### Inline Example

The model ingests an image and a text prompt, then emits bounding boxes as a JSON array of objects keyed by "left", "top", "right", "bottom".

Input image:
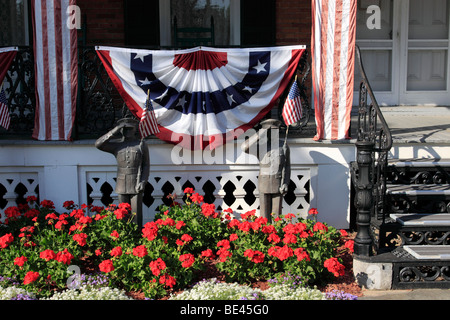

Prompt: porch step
[
  {"left": 391, "top": 213, "right": 450, "bottom": 226},
  {"left": 388, "top": 158, "right": 450, "bottom": 167},
  {"left": 403, "top": 245, "right": 450, "bottom": 260},
  {"left": 386, "top": 184, "right": 450, "bottom": 196}
]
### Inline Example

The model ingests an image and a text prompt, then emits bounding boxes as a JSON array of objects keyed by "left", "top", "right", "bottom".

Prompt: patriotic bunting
[
  {"left": 31, "top": 0, "right": 78, "bottom": 141},
  {"left": 311, "top": 0, "right": 357, "bottom": 140},
  {"left": 96, "top": 45, "right": 305, "bottom": 150}
]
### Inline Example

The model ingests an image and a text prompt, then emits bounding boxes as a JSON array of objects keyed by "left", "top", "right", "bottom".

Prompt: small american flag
[
  {"left": 282, "top": 80, "right": 302, "bottom": 126},
  {"left": 139, "top": 91, "right": 160, "bottom": 138},
  {"left": 0, "top": 87, "right": 11, "bottom": 130}
]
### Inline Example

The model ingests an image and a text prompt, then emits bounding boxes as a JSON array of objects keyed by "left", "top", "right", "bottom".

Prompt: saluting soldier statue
[
  {"left": 242, "top": 119, "right": 291, "bottom": 222},
  {"left": 95, "top": 117, "right": 150, "bottom": 229}
]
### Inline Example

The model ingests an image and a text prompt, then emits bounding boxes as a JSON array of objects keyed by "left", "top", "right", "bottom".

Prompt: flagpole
[{"left": 284, "top": 125, "right": 289, "bottom": 147}]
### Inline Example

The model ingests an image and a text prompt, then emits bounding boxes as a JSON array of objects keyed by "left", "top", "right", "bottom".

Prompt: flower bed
[{"left": 0, "top": 190, "right": 356, "bottom": 300}]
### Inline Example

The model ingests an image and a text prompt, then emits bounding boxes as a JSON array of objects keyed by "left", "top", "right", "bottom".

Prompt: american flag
[
  {"left": 0, "top": 87, "right": 11, "bottom": 130},
  {"left": 311, "top": 0, "right": 357, "bottom": 140},
  {"left": 282, "top": 80, "right": 303, "bottom": 126},
  {"left": 139, "top": 92, "right": 160, "bottom": 138},
  {"left": 31, "top": 0, "right": 78, "bottom": 141}
]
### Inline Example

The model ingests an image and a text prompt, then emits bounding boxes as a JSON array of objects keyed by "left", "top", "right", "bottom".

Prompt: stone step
[
  {"left": 403, "top": 245, "right": 450, "bottom": 260},
  {"left": 388, "top": 158, "right": 450, "bottom": 168},
  {"left": 386, "top": 184, "right": 450, "bottom": 196},
  {"left": 390, "top": 213, "right": 450, "bottom": 226}
]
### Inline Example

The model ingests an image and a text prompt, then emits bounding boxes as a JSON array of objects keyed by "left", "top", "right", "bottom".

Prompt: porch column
[{"left": 354, "top": 140, "right": 374, "bottom": 256}]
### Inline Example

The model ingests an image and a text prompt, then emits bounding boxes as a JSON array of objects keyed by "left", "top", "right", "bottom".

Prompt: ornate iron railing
[
  {"left": 0, "top": 47, "right": 36, "bottom": 137},
  {"left": 74, "top": 46, "right": 126, "bottom": 139},
  {"left": 352, "top": 45, "right": 393, "bottom": 256}
]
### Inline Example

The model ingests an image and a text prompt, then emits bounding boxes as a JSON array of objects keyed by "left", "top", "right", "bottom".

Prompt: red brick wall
[
  {"left": 276, "top": 0, "right": 311, "bottom": 46},
  {"left": 77, "top": 0, "right": 125, "bottom": 46}
]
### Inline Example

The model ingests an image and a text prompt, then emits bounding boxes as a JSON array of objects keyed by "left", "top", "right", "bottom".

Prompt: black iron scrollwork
[
  {"left": 0, "top": 47, "right": 36, "bottom": 137},
  {"left": 352, "top": 45, "right": 393, "bottom": 256}
]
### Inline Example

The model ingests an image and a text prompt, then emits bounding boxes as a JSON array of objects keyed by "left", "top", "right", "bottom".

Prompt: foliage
[{"left": 0, "top": 190, "right": 353, "bottom": 300}]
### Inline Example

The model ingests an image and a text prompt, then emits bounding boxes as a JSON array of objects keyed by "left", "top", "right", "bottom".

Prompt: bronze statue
[
  {"left": 242, "top": 119, "right": 291, "bottom": 222},
  {"left": 95, "top": 117, "right": 150, "bottom": 229}
]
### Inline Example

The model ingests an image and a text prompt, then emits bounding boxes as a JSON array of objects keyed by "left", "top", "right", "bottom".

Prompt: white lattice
[
  {"left": 0, "top": 171, "right": 39, "bottom": 220},
  {"left": 83, "top": 165, "right": 312, "bottom": 225}
]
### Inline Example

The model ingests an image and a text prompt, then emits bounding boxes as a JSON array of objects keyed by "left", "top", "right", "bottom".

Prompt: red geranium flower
[
  {"left": 313, "top": 222, "right": 328, "bottom": 232},
  {"left": 324, "top": 257, "right": 345, "bottom": 277},
  {"left": 0, "top": 233, "right": 14, "bottom": 249},
  {"left": 294, "top": 247, "right": 310, "bottom": 262},
  {"left": 110, "top": 230, "right": 120, "bottom": 239},
  {"left": 217, "top": 239, "right": 230, "bottom": 249},
  {"left": 23, "top": 271, "right": 39, "bottom": 285},
  {"left": 268, "top": 233, "right": 281, "bottom": 243},
  {"left": 201, "top": 249, "right": 215, "bottom": 259},
  {"left": 40, "top": 200, "right": 55, "bottom": 209},
  {"left": 110, "top": 246, "right": 123, "bottom": 257},
  {"left": 40, "top": 249, "right": 56, "bottom": 261},
  {"left": 142, "top": 221, "right": 158, "bottom": 241},
  {"left": 73, "top": 233, "right": 87, "bottom": 246},
  {"left": 344, "top": 240, "right": 354, "bottom": 253},
  {"left": 201, "top": 203, "right": 216, "bottom": 217},
  {"left": 179, "top": 253, "right": 195, "bottom": 268},
  {"left": 14, "top": 256, "right": 28, "bottom": 267},
  {"left": 4, "top": 207, "right": 20, "bottom": 219},
  {"left": 184, "top": 187, "right": 194, "bottom": 194},
  {"left": 149, "top": 258, "right": 166, "bottom": 276},
  {"left": 190, "top": 193, "right": 204, "bottom": 204},
  {"left": 63, "top": 200, "right": 75, "bottom": 209},
  {"left": 175, "top": 220, "right": 186, "bottom": 230},
  {"left": 181, "top": 234, "right": 193, "bottom": 243},
  {"left": 308, "top": 208, "right": 319, "bottom": 215},
  {"left": 56, "top": 249, "right": 74, "bottom": 265},
  {"left": 132, "top": 245, "right": 148, "bottom": 257},
  {"left": 283, "top": 233, "right": 297, "bottom": 244},
  {"left": 26, "top": 196, "right": 37, "bottom": 203},
  {"left": 99, "top": 259, "right": 114, "bottom": 273},
  {"left": 159, "top": 274, "right": 176, "bottom": 288}
]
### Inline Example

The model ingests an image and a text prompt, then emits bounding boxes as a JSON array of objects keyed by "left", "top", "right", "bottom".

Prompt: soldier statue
[
  {"left": 95, "top": 117, "right": 150, "bottom": 229},
  {"left": 242, "top": 119, "right": 291, "bottom": 222}
]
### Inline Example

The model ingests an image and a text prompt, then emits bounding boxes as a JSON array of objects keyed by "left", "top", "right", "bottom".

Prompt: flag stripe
[
  {"left": 312, "top": 0, "right": 356, "bottom": 141},
  {"left": 32, "top": 0, "right": 78, "bottom": 141}
]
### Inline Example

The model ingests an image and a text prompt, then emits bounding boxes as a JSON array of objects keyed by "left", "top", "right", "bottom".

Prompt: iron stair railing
[{"left": 352, "top": 45, "right": 393, "bottom": 256}]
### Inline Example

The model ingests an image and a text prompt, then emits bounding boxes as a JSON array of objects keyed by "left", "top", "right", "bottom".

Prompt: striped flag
[
  {"left": 311, "top": 0, "right": 356, "bottom": 140},
  {"left": 139, "top": 92, "right": 160, "bottom": 138},
  {"left": 282, "top": 79, "right": 303, "bottom": 126},
  {"left": 31, "top": 0, "right": 78, "bottom": 141},
  {"left": 0, "top": 47, "right": 18, "bottom": 131},
  {"left": 0, "top": 86, "right": 11, "bottom": 130}
]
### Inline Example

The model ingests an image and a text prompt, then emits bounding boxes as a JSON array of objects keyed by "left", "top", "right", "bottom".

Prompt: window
[
  {"left": 0, "top": 0, "right": 30, "bottom": 46},
  {"left": 124, "top": 0, "right": 160, "bottom": 47},
  {"left": 123, "top": 0, "right": 276, "bottom": 48}
]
